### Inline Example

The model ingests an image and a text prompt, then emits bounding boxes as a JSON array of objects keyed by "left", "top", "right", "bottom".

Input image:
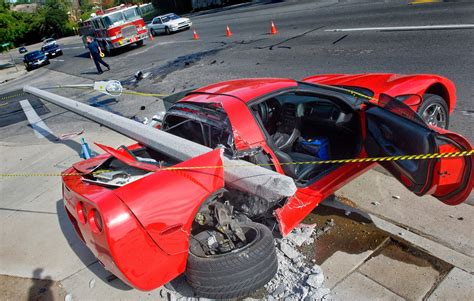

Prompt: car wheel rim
[{"left": 421, "top": 103, "right": 447, "bottom": 128}]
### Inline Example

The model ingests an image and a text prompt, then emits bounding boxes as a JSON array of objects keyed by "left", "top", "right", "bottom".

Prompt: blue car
[{"left": 23, "top": 50, "right": 50, "bottom": 71}]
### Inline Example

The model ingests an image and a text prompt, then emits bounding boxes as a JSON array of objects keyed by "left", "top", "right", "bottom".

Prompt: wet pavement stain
[
  {"left": 370, "top": 240, "right": 452, "bottom": 274},
  {"left": 299, "top": 204, "right": 389, "bottom": 265}
]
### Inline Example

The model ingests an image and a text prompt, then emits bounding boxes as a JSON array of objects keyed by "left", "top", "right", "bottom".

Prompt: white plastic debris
[
  {"left": 64, "top": 293, "right": 73, "bottom": 301},
  {"left": 88, "top": 278, "right": 96, "bottom": 289},
  {"left": 371, "top": 201, "right": 381, "bottom": 206},
  {"left": 392, "top": 195, "right": 400, "bottom": 199}
]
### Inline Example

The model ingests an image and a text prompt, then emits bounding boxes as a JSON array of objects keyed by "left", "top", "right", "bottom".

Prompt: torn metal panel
[{"left": 24, "top": 86, "right": 297, "bottom": 201}]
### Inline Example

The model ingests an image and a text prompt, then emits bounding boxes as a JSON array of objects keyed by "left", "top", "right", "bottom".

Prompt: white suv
[{"left": 148, "top": 13, "right": 192, "bottom": 36}]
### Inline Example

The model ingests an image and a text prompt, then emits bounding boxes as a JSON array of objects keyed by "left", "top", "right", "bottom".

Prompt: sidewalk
[
  {"left": 321, "top": 170, "right": 474, "bottom": 300},
  {"left": 0, "top": 53, "right": 26, "bottom": 85}
]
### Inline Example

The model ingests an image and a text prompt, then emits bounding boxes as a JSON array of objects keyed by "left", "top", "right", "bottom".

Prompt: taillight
[
  {"left": 76, "top": 202, "right": 87, "bottom": 224},
  {"left": 88, "top": 209, "right": 103, "bottom": 233}
]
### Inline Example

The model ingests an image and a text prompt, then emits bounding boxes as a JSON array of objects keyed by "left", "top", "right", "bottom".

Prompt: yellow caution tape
[
  {"left": 0, "top": 92, "right": 26, "bottom": 101},
  {"left": 121, "top": 90, "right": 169, "bottom": 98},
  {"left": 1, "top": 150, "right": 472, "bottom": 177}
]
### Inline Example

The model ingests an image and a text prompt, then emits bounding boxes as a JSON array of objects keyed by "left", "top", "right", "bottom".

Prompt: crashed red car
[{"left": 62, "top": 73, "right": 473, "bottom": 299}]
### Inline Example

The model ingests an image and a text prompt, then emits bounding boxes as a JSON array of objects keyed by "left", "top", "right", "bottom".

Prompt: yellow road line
[{"left": 410, "top": 0, "right": 441, "bottom": 4}]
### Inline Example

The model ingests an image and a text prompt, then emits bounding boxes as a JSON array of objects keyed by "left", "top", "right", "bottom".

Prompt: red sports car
[{"left": 62, "top": 74, "right": 473, "bottom": 299}]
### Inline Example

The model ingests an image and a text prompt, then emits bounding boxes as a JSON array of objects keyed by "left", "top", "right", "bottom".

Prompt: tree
[
  {"left": 38, "top": 0, "right": 71, "bottom": 38},
  {"left": 0, "top": 0, "right": 75, "bottom": 46}
]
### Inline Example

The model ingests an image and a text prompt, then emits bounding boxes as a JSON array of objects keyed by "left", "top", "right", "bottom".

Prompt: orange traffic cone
[
  {"left": 270, "top": 21, "right": 278, "bottom": 35},
  {"left": 149, "top": 31, "right": 154, "bottom": 40},
  {"left": 226, "top": 25, "right": 232, "bottom": 37},
  {"left": 193, "top": 29, "right": 199, "bottom": 40}
]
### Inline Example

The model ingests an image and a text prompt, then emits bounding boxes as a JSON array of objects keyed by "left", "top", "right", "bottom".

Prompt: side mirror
[{"left": 395, "top": 94, "right": 422, "bottom": 106}]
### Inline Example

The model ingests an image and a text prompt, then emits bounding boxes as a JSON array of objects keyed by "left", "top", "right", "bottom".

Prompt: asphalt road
[{"left": 5, "top": 0, "right": 474, "bottom": 142}]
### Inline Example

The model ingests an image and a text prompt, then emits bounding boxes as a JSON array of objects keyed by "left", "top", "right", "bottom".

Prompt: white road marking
[
  {"left": 325, "top": 24, "right": 474, "bottom": 32},
  {"left": 19, "top": 99, "right": 55, "bottom": 139},
  {"left": 51, "top": 59, "right": 64, "bottom": 62}
]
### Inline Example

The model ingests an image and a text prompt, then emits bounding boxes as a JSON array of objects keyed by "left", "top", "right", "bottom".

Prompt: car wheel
[
  {"left": 185, "top": 222, "right": 277, "bottom": 299},
  {"left": 136, "top": 40, "right": 144, "bottom": 47},
  {"left": 165, "top": 27, "right": 171, "bottom": 35},
  {"left": 150, "top": 29, "right": 156, "bottom": 36},
  {"left": 418, "top": 94, "right": 449, "bottom": 129}
]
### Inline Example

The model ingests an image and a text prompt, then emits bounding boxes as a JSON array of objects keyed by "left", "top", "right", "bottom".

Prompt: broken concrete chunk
[
  {"left": 371, "top": 201, "right": 381, "bottom": 206},
  {"left": 280, "top": 242, "right": 300, "bottom": 259},
  {"left": 306, "top": 273, "right": 325, "bottom": 289},
  {"left": 311, "top": 265, "right": 323, "bottom": 275},
  {"left": 272, "top": 283, "right": 286, "bottom": 296}
]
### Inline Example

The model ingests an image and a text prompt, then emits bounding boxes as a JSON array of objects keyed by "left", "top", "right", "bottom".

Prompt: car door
[
  {"left": 156, "top": 18, "right": 165, "bottom": 31},
  {"left": 365, "top": 94, "right": 473, "bottom": 205},
  {"left": 150, "top": 18, "right": 161, "bottom": 30}
]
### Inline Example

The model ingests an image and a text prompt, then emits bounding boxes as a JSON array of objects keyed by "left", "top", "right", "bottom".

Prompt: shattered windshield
[{"left": 162, "top": 103, "right": 235, "bottom": 154}]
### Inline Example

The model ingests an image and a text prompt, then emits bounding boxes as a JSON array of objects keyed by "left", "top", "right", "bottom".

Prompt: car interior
[
  {"left": 251, "top": 92, "right": 362, "bottom": 183},
  {"left": 160, "top": 95, "right": 362, "bottom": 184}
]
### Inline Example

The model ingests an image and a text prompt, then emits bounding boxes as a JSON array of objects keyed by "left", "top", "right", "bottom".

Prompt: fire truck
[{"left": 79, "top": 4, "right": 149, "bottom": 55}]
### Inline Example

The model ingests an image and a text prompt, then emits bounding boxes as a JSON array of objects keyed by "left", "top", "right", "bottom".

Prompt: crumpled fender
[{"left": 113, "top": 149, "right": 225, "bottom": 256}]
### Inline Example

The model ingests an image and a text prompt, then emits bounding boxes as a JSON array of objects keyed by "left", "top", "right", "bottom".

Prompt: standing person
[{"left": 86, "top": 36, "right": 110, "bottom": 74}]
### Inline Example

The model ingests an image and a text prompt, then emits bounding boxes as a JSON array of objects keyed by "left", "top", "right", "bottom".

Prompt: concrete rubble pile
[
  {"left": 265, "top": 225, "right": 332, "bottom": 301},
  {"left": 160, "top": 225, "right": 332, "bottom": 301}
]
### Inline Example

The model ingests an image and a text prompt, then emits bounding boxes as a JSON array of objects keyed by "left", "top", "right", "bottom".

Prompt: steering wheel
[{"left": 257, "top": 102, "right": 269, "bottom": 125}]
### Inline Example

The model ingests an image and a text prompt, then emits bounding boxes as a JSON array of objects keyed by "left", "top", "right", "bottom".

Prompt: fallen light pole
[{"left": 24, "top": 86, "right": 297, "bottom": 201}]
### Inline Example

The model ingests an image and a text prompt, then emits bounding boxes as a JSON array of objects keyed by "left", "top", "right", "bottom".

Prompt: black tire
[
  {"left": 417, "top": 93, "right": 449, "bottom": 129},
  {"left": 165, "top": 27, "right": 171, "bottom": 35},
  {"left": 150, "top": 29, "right": 156, "bottom": 37},
  {"left": 185, "top": 222, "right": 277, "bottom": 299},
  {"left": 136, "top": 40, "right": 144, "bottom": 47}
]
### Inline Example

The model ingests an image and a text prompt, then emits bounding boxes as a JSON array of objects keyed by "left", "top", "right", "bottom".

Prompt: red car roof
[{"left": 189, "top": 78, "right": 298, "bottom": 103}]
